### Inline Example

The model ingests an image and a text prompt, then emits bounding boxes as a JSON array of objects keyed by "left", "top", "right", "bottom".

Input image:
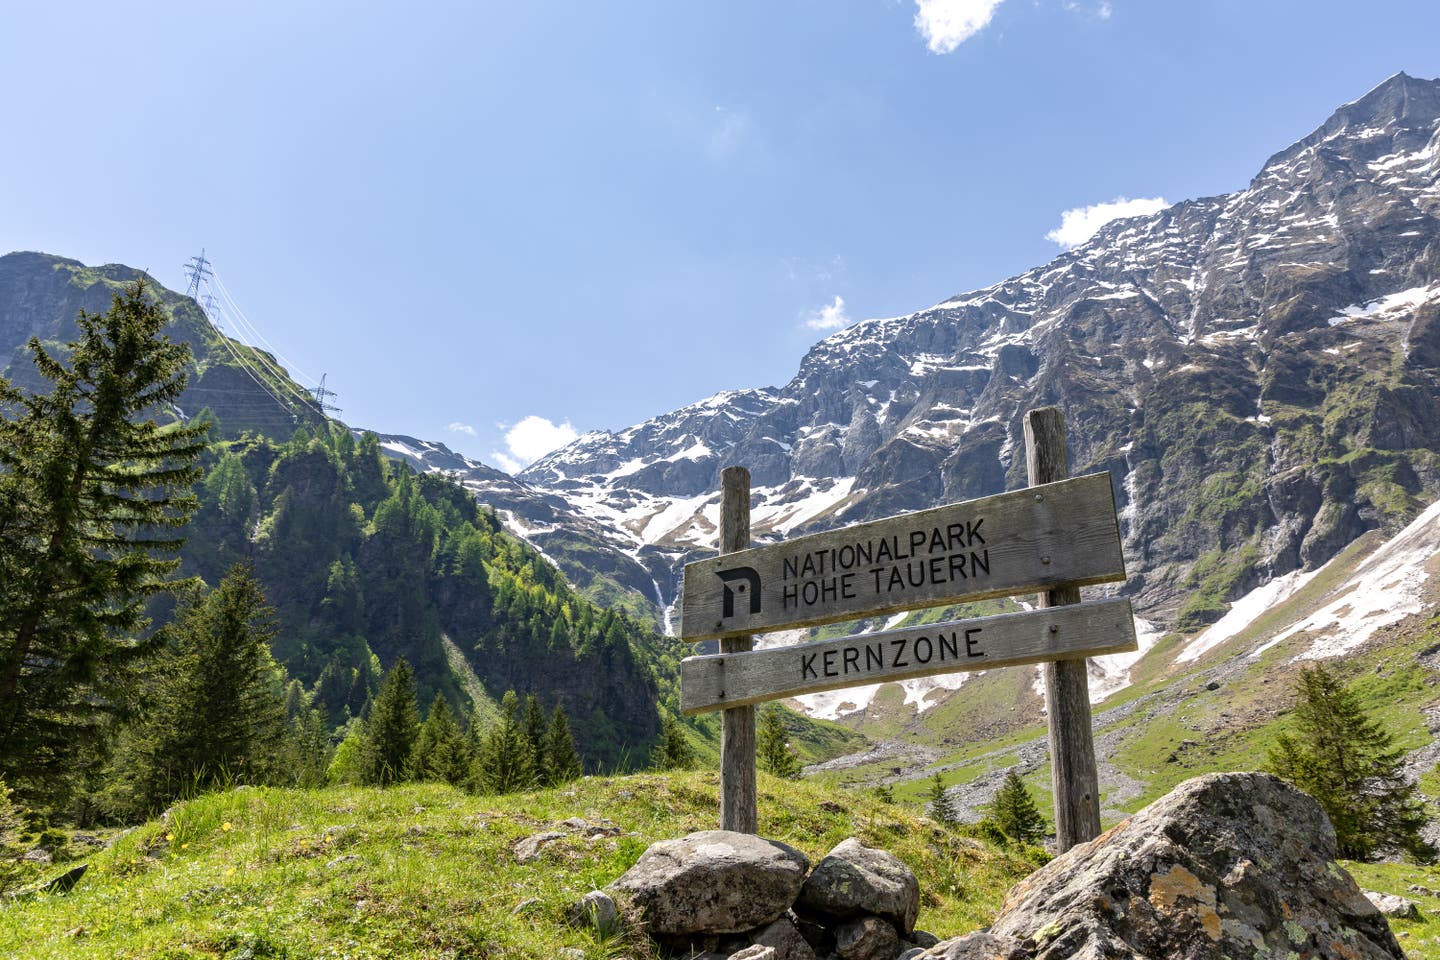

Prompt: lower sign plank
[{"left": 680, "top": 597, "right": 1137, "bottom": 715}]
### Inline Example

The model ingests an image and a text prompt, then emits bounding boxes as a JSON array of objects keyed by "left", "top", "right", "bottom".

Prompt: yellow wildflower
[{"left": 222, "top": 821, "right": 233, "bottom": 832}]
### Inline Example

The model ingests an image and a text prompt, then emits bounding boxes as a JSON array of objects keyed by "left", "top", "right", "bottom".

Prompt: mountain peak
[{"left": 1261, "top": 72, "right": 1440, "bottom": 171}]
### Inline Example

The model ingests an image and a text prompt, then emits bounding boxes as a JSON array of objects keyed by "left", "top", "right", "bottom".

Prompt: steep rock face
[{"left": 512, "top": 73, "right": 1440, "bottom": 630}]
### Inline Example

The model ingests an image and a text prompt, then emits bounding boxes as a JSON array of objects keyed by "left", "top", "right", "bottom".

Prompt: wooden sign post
[
  {"left": 718, "top": 466, "right": 757, "bottom": 834},
  {"left": 1025, "top": 407, "right": 1102, "bottom": 851},
  {"left": 682, "top": 408, "right": 1128, "bottom": 842}
]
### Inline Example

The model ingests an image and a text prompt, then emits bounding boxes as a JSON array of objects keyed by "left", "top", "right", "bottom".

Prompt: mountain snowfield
[{"left": 377, "top": 73, "right": 1440, "bottom": 725}]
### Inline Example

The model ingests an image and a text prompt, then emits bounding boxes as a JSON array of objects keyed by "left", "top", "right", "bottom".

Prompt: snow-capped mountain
[{"left": 498, "top": 72, "right": 1440, "bottom": 636}]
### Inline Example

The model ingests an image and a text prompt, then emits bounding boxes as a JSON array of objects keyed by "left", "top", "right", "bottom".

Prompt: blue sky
[{"left": 4, "top": 1, "right": 1439, "bottom": 471}]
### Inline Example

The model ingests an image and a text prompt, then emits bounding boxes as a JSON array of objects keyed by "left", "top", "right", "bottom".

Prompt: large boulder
[
  {"left": 925, "top": 772, "right": 1404, "bottom": 960},
  {"left": 796, "top": 838, "right": 921, "bottom": 936},
  {"left": 610, "top": 830, "right": 809, "bottom": 937}
]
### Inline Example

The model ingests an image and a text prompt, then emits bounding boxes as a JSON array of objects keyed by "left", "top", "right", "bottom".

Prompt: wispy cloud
[
  {"left": 1062, "top": 0, "right": 1113, "bottom": 19},
  {"left": 1045, "top": 196, "right": 1167, "bottom": 249},
  {"left": 805, "top": 295, "right": 851, "bottom": 332},
  {"left": 913, "top": 0, "right": 1005, "bottom": 54},
  {"left": 708, "top": 106, "right": 750, "bottom": 160},
  {"left": 446, "top": 421, "right": 478, "bottom": 438},
  {"left": 491, "top": 415, "right": 579, "bottom": 474}
]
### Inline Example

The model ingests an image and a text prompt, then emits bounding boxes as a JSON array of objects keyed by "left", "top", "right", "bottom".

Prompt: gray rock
[
  {"left": 920, "top": 932, "right": 1029, "bottom": 960},
  {"left": 513, "top": 831, "right": 565, "bottom": 863},
  {"left": 930, "top": 772, "right": 1404, "bottom": 960},
  {"left": 751, "top": 914, "right": 819, "bottom": 960},
  {"left": 834, "top": 916, "right": 901, "bottom": 960},
  {"left": 909, "top": 931, "right": 939, "bottom": 949},
  {"left": 1365, "top": 891, "right": 1421, "bottom": 920},
  {"left": 324, "top": 854, "right": 360, "bottom": 869},
  {"left": 796, "top": 838, "right": 920, "bottom": 936},
  {"left": 609, "top": 830, "right": 809, "bottom": 936},
  {"left": 570, "top": 889, "right": 620, "bottom": 932},
  {"left": 729, "top": 946, "right": 778, "bottom": 960},
  {"left": 897, "top": 950, "right": 926, "bottom": 960}
]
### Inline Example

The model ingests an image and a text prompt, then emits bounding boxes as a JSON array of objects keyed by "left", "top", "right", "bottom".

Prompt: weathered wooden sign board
[
  {"left": 681, "top": 597, "right": 1136, "bottom": 714},
  {"left": 683, "top": 407, "right": 1130, "bottom": 852},
  {"left": 679, "top": 472, "right": 1125, "bottom": 642}
]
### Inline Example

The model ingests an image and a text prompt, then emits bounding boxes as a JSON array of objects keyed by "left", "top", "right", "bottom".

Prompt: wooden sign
[
  {"left": 680, "top": 597, "right": 1136, "bottom": 714},
  {"left": 679, "top": 472, "right": 1125, "bottom": 642}
]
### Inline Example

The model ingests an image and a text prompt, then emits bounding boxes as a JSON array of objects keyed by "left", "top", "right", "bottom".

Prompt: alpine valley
[{"left": 6, "top": 73, "right": 1440, "bottom": 812}]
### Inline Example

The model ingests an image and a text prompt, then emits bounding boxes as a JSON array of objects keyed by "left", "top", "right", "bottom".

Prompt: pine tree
[
  {"left": 989, "top": 770, "right": 1046, "bottom": 846},
  {"left": 359, "top": 658, "right": 421, "bottom": 786},
  {"left": 928, "top": 773, "right": 955, "bottom": 824},
  {"left": 118, "top": 561, "right": 288, "bottom": 814},
  {"left": 522, "top": 693, "right": 547, "bottom": 778},
  {"left": 758, "top": 705, "right": 802, "bottom": 779},
  {"left": 0, "top": 282, "right": 208, "bottom": 807},
  {"left": 1268, "top": 663, "right": 1435, "bottom": 862},
  {"left": 0, "top": 777, "right": 33, "bottom": 896},
  {"left": 476, "top": 691, "right": 535, "bottom": 794},
  {"left": 291, "top": 708, "right": 333, "bottom": 788},
  {"left": 411, "top": 694, "right": 473, "bottom": 787},
  {"left": 544, "top": 704, "right": 583, "bottom": 785},
  {"left": 651, "top": 713, "right": 695, "bottom": 771}
]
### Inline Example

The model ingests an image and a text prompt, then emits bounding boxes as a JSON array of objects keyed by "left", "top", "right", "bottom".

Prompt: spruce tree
[
  {"left": 990, "top": 770, "right": 1046, "bottom": 846},
  {"left": 359, "top": 658, "right": 421, "bottom": 786},
  {"left": 476, "top": 691, "right": 536, "bottom": 794},
  {"left": 544, "top": 704, "right": 583, "bottom": 785},
  {"left": 928, "top": 772, "right": 955, "bottom": 824},
  {"left": 651, "top": 713, "right": 695, "bottom": 771},
  {"left": 411, "top": 694, "right": 474, "bottom": 787},
  {"left": 1268, "top": 663, "right": 1435, "bottom": 862},
  {"left": 758, "top": 705, "right": 802, "bottom": 779},
  {"left": 0, "top": 282, "right": 208, "bottom": 807},
  {"left": 291, "top": 708, "right": 334, "bottom": 788},
  {"left": 522, "top": 693, "right": 547, "bottom": 779},
  {"left": 118, "top": 561, "right": 288, "bottom": 814}
]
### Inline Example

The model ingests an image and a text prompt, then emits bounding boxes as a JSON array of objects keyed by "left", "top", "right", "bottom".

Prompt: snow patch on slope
[{"left": 1253, "top": 497, "right": 1440, "bottom": 660}]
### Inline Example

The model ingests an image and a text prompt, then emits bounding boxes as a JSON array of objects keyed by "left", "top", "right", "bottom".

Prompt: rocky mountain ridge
[{"left": 493, "top": 71, "right": 1440, "bottom": 638}]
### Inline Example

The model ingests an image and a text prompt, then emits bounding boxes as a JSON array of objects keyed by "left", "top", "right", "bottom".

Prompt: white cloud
[
  {"left": 805, "top": 295, "right": 851, "bottom": 331},
  {"left": 1045, "top": 196, "right": 1167, "bottom": 248},
  {"left": 446, "top": 421, "right": 478, "bottom": 437},
  {"left": 491, "top": 415, "right": 579, "bottom": 474},
  {"left": 914, "top": 0, "right": 1005, "bottom": 54}
]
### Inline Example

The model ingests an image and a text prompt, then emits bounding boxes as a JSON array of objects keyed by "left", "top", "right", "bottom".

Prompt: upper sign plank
[{"left": 679, "top": 473, "right": 1125, "bottom": 641}]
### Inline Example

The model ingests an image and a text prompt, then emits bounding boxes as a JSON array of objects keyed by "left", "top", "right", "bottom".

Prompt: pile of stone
[
  {"left": 582, "top": 772, "right": 1410, "bottom": 960},
  {"left": 596, "top": 831, "right": 935, "bottom": 960}
]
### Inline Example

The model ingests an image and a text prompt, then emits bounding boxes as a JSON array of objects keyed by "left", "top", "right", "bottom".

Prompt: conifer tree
[
  {"left": 522, "top": 693, "right": 547, "bottom": 777},
  {"left": 544, "top": 704, "right": 583, "bottom": 785},
  {"left": 359, "top": 658, "right": 421, "bottom": 786},
  {"left": 0, "top": 777, "right": 33, "bottom": 896},
  {"left": 0, "top": 282, "right": 208, "bottom": 807},
  {"left": 476, "top": 691, "right": 535, "bottom": 794},
  {"left": 118, "top": 561, "right": 288, "bottom": 814},
  {"left": 989, "top": 770, "right": 1046, "bottom": 846},
  {"left": 651, "top": 713, "right": 695, "bottom": 771},
  {"left": 758, "top": 705, "right": 802, "bottom": 779},
  {"left": 411, "top": 694, "right": 474, "bottom": 787},
  {"left": 291, "top": 708, "right": 333, "bottom": 788},
  {"left": 928, "top": 772, "right": 955, "bottom": 824},
  {"left": 1268, "top": 663, "right": 1435, "bottom": 862}
]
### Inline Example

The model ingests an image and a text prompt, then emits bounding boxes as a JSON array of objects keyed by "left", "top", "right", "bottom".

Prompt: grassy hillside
[{"left": 3, "top": 773, "right": 1043, "bottom": 960}]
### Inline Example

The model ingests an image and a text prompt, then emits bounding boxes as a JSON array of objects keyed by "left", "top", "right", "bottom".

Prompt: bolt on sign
[{"left": 678, "top": 472, "right": 1135, "bottom": 713}]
